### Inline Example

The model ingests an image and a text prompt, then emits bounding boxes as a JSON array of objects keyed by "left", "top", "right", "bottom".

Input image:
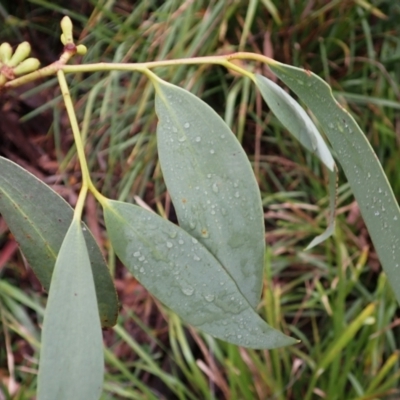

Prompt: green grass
[{"left": 1, "top": 0, "right": 400, "bottom": 398}]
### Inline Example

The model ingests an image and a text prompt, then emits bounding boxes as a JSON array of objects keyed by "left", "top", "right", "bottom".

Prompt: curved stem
[{"left": 57, "top": 70, "right": 94, "bottom": 220}]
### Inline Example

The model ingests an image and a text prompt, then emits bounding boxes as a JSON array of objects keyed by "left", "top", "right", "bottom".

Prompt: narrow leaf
[
  {"left": 267, "top": 62, "right": 400, "bottom": 303},
  {"left": 104, "top": 200, "right": 297, "bottom": 349},
  {"left": 37, "top": 219, "right": 104, "bottom": 400},
  {"left": 254, "top": 74, "right": 336, "bottom": 248},
  {"left": 254, "top": 74, "right": 334, "bottom": 171},
  {"left": 154, "top": 78, "right": 265, "bottom": 309},
  {"left": 0, "top": 157, "right": 118, "bottom": 327}
]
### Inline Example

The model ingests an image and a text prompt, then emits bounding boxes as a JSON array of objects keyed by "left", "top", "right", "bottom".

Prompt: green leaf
[
  {"left": 154, "top": 78, "right": 265, "bottom": 309},
  {"left": 254, "top": 74, "right": 334, "bottom": 171},
  {"left": 254, "top": 74, "right": 336, "bottom": 249},
  {"left": 266, "top": 62, "right": 400, "bottom": 303},
  {"left": 0, "top": 157, "right": 118, "bottom": 328},
  {"left": 103, "top": 200, "right": 297, "bottom": 349},
  {"left": 37, "top": 219, "right": 104, "bottom": 400}
]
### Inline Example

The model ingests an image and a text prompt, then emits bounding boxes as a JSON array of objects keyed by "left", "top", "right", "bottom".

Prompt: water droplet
[
  {"left": 166, "top": 242, "right": 173, "bottom": 248},
  {"left": 210, "top": 149, "right": 215, "bottom": 154},
  {"left": 205, "top": 294, "right": 215, "bottom": 302},
  {"left": 211, "top": 210, "right": 216, "bottom": 215},
  {"left": 178, "top": 239, "right": 184, "bottom": 245},
  {"left": 178, "top": 136, "right": 186, "bottom": 142},
  {"left": 82, "top": 227, "right": 87, "bottom": 231},
  {"left": 189, "top": 221, "right": 196, "bottom": 229},
  {"left": 134, "top": 251, "right": 141, "bottom": 257},
  {"left": 139, "top": 256, "right": 145, "bottom": 261},
  {"left": 234, "top": 192, "right": 240, "bottom": 198},
  {"left": 195, "top": 136, "right": 201, "bottom": 142},
  {"left": 193, "top": 255, "right": 201, "bottom": 261},
  {"left": 139, "top": 267, "right": 144, "bottom": 273},
  {"left": 237, "top": 334, "right": 242, "bottom": 339},
  {"left": 221, "top": 208, "right": 227, "bottom": 216},
  {"left": 328, "top": 123, "right": 334, "bottom": 129},
  {"left": 207, "top": 174, "right": 212, "bottom": 178},
  {"left": 182, "top": 286, "right": 194, "bottom": 296},
  {"left": 212, "top": 183, "right": 219, "bottom": 193},
  {"left": 378, "top": 188, "right": 382, "bottom": 193},
  {"left": 172, "top": 127, "right": 178, "bottom": 132},
  {"left": 184, "top": 122, "right": 190, "bottom": 128},
  {"left": 374, "top": 211, "right": 380, "bottom": 216},
  {"left": 192, "top": 238, "right": 198, "bottom": 244},
  {"left": 220, "top": 134, "right": 225, "bottom": 139},
  {"left": 394, "top": 216, "right": 398, "bottom": 221}
]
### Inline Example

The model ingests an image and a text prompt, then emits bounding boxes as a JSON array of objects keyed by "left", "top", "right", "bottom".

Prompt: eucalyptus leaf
[
  {"left": 154, "top": 77, "right": 265, "bottom": 309},
  {"left": 0, "top": 157, "right": 118, "bottom": 327},
  {"left": 103, "top": 200, "right": 297, "bottom": 349},
  {"left": 37, "top": 219, "right": 104, "bottom": 400},
  {"left": 266, "top": 62, "right": 400, "bottom": 303},
  {"left": 254, "top": 74, "right": 334, "bottom": 171},
  {"left": 254, "top": 74, "right": 337, "bottom": 249}
]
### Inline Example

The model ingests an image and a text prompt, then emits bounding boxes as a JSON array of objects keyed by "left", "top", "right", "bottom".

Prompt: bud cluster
[{"left": 0, "top": 41, "right": 40, "bottom": 85}]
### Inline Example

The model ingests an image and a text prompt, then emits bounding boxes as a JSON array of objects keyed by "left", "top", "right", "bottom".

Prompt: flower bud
[
  {"left": 0, "top": 43, "right": 12, "bottom": 63},
  {"left": 8, "top": 42, "right": 31, "bottom": 67},
  {"left": 76, "top": 44, "right": 87, "bottom": 55},
  {"left": 60, "top": 16, "right": 73, "bottom": 44},
  {"left": 13, "top": 57, "right": 40, "bottom": 76},
  {"left": 60, "top": 33, "right": 67, "bottom": 45}
]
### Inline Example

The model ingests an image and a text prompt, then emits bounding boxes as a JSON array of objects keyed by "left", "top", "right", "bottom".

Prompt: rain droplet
[
  {"left": 178, "top": 239, "right": 184, "bottom": 245},
  {"left": 182, "top": 286, "right": 194, "bottom": 296},
  {"left": 134, "top": 251, "right": 141, "bottom": 257},
  {"left": 237, "top": 334, "right": 242, "bottom": 339},
  {"left": 189, "top": 221, "right": 196, "bottom": 229},
  {"left": 178, "top": 136, "right": 186, "bottom": 142},
  {"left": 184, "top": 122, "right": 190, "bottom": 128},
  {"left": 207, "top": 174, "right": 212, "bottom": 178},
  {"left": 195, "top": 136, "right": 201, "bottom": 142},
  {"left": 210, "top": 149, "right": 215, "bottom": 154},
  {"left": 212, "top": 183, "right": 219, "bottom": 193},
  {"left": 374, "top": 211, "right": 380, "bottom": 216},
  {"left": 172, "top": 127, "right": 178, "bottom": 132},
  {"left": 205, "top": 294, "right": 215, "bottom": 302},
  {"left": 394, "top": 216, "right": 398, "bottom": 221},
  {"left": 220, "top": 134, "right": 225, "bottom": 139},
  {"left": 192, "top": 238, "right": 198, "bottom": 244},
  {"left": 221, "top": 208, "right": 227, "bottom": 216},
  {"left": 378, "top": 188, "right": 382, "bottom": 193},
  {"left": 234, "top": 192, "right": 240, "bottom": 198},
  {"left": 139, "top": 267, "right": 144, "bottom": 273},
  {"left": 139, "top": 256, "right": 145, "bottom": 261},
  {"left": 166, "top": 242, "right": 173, "bottom": 248},
  {"left": 193, "top": 255, "right": 201, "bottom": 261}
]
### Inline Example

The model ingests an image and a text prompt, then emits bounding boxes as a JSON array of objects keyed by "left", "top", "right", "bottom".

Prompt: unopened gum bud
[
  {"left": 8, "top": 42, "right": 31, "bottom": 67},
  {"left": 60, "top": 16, "right": 73, "bottom": 44},
  {"left": 0, "top": 43, "right": 12, "bottom": 63},
  {"left": 13, "top": 58, "right": 40, "bottom": 75}
]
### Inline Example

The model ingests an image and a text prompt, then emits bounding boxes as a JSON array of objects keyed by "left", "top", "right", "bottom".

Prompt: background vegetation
[{"left": 1, "top": 0, "right": 400, "bottom": 399}]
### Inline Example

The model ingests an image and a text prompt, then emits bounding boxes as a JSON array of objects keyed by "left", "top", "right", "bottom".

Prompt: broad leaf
[
  {"left": 0, "top": 157, "right": 118, "bottom": 327},
  {"left": 103, "top": 200, "right": 297, "bottom": 349},
  {"left": 267, "top": 62, "right": 400, "bottom": 303},
  {"left": 254, "top": 74, "right": 336, "bottom": 249},
  {"left": 154, "top": 78, "right": 265, "bottom": 309},
  {"left": 37, "top": 219, "right": 104, "bottom": 400}
]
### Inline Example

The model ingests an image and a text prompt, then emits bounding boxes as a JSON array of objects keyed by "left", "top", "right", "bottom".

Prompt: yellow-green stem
[{"left": 5, "top": 52, "right": 271, "bottom": 89}]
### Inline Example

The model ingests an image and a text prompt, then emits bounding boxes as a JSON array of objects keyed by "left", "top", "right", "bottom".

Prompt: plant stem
[{"left": 4, "top": 52, "right": 273, "bottom": 89}]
